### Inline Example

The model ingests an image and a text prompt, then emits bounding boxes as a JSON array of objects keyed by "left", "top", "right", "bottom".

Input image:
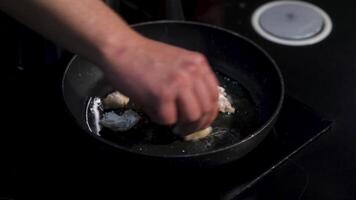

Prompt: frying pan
[{"left": 62, "top": 21, "right": 284, "bottom": 167}]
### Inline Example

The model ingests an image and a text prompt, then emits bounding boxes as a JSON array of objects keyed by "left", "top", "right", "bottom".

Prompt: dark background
[{"left": 1, "top": 0, "right": 355, "bottom": 199}]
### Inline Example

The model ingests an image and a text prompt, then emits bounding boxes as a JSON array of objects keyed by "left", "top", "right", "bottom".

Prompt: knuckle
[
  {"left": 172, "top": 71, "right": 191, "bottom": 88},
  {"left": 186, "top": 109, "right": 202, "bottom": 122},
  {"left": 202, "top": 102, "right": 212, "bottom": 114},
  {"left": 190, "top": 52, "right": 207, "bottom": 64},
  {"left": 182, "top": 52, "right": 209, "bottom": 70},
  {"left": 150, "top": 85, "right": 174, "bottom": 104},
  {"left": 159, "top": 87, "right": 175, "bottom": 102}
]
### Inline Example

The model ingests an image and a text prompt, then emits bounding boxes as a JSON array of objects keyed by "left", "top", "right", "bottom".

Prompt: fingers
[
  {"left": 139, "top": 49, "right": 219, "bottom": 137},
  {"left": 203, "top": 71, "right": 219, "bottom": 102},
  {"left": 147, "top": 99, "right": 177, "bottom": 125},
  {"left": 192, "top": 79, "right": 216, "bottom": 129},
  {"left": 173, "top": 52, "right": 219, "bottom": 136},
  {"left": 175, "top": 73, "right": 202, "bottom": 134},
  {"left": 189, "top": 53, "right": 219, "bottom": 128},
  {"left": 183, "top": 52, "right": 219, "bottom": 102},
  {"left": 146, "top": 86, "right": 177, "bottom": 125}
]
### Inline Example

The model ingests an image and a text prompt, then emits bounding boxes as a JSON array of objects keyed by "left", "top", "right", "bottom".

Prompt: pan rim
[{"left": 62, "top": 20, "right": 285, "bottom": 158}]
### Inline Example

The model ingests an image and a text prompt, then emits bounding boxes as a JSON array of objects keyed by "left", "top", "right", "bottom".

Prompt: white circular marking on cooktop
[{"left": 252, "top": 1, "right": 332, "bottom": 46}]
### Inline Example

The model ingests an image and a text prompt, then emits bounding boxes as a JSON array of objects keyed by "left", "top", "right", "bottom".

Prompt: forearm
[
  {"left": 0, "top": 1, "right": 220, "bottom": 131},
  {"left": 0, "top": 0, "right": 141, "bottom": 66}
]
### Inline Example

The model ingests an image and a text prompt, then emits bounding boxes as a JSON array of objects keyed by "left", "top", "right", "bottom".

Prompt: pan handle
[{"left": 165, "top": 0, "right": 185, "bottom": 20}]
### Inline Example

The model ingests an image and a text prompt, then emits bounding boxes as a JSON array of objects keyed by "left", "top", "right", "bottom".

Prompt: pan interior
[
  {"left": 63, "top": 22, "right": 283, "bottom": 158},
  {"left": 86, "top": 68, "right": 261, "bottom": 156}
]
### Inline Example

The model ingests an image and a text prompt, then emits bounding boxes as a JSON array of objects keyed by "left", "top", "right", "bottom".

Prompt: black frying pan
[{"left": 62, "top": 21, "right": 284, "bottom": 167}]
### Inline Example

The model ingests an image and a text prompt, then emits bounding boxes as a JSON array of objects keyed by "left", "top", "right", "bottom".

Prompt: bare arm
[
  {"left": 0, "top": 0, "right": 219, "bottom": 135},
  {"left": 0, "top": 0, "right": 138, "bottom": 65}
]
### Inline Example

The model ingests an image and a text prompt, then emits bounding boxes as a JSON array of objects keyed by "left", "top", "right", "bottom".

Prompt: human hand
[{"left": 101, "top": 36, "right": 219, "bottom": 136}]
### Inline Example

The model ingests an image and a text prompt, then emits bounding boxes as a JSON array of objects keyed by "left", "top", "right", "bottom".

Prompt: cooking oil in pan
[{"left": 85, "top": 71, "right": 260, "bottom": 155}]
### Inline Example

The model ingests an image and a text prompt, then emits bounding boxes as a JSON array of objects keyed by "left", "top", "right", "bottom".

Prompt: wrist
[{"left": 97, "top": 29, "right": 145, "bottom": 71}]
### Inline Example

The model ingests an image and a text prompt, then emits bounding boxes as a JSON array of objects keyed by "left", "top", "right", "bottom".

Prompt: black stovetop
[
  {"left": 4, "top": 59, "right": 331, "bottom": 200},
  {"left": 164, "top": 95, "right": 332, "bottom": 200},
  {"left": 3, "top": 0, "right": 356, "bottom": 199}
]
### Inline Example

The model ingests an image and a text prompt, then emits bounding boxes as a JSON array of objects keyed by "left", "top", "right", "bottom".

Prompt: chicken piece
[
  {"left": 218, "top": 86, "right": 235, "bottom": 114},
  {"left": 184, "top": 126, "right": 213, "bottom": 141},
  {"left": 100, "top": 109, "right": 141, "bottom": 131},
  {"left": 183, "top": 86, "right": 235, "bottom": 141},
  {"left": 102, "top": 91, "right": 130, "bottom": 109},
  {"left": 181, "top": 86, "right": 236, "bottom": 141}
]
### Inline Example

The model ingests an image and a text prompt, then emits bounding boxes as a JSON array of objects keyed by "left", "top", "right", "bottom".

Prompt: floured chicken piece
[
  {"left": 102, "top": 91, "right": 130, "bottom": 109},
  {"left": 218, "top": 86, "right": 235, "bottom": 114},
  {"left": 183, "top": 86, "right": 235, "bottom": 141},
  {"left": 184, "top": 126, "right": 213, "bottom": 141},
  {"left": 100, "top": 109, "right": 141, "bottom": 131}
]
